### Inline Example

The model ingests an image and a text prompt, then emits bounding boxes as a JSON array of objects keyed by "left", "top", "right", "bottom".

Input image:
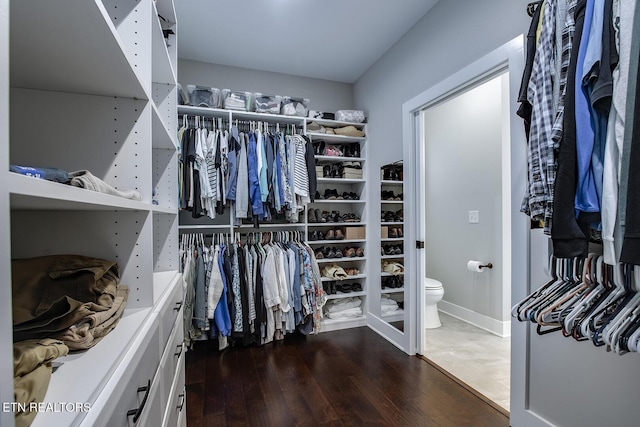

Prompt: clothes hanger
[{"left": 590, "top": 264, "right": 634, "bottom": 346}]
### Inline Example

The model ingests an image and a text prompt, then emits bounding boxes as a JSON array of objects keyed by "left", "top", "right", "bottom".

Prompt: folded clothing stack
[
  {"left": 381, "top": 294, "right": 400, "bottom": 315},
  {"left": 324, "top": 297, "right": 363, "bottom": 320}
]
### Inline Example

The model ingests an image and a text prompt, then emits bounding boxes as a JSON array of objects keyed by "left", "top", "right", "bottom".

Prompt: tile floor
[{"left": 423, "top": 312, "right": 511, "bottom": 411}]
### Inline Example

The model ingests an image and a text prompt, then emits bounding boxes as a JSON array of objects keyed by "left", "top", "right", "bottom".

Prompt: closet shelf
[
  {"left": 306, "top": 118, "right": 366, "bottom": 128},
  {"left": 153, "top": 271, "right": 181, "bottom": 305},
  {"left": 311, "top": 199, "right": 366, "bottom": 204},
  {"left": 381, "top": 288, "right": 405, "bottom": 294},
  {"left": 10, "top": 0, "right": 147, "bottom": 99},
  {"left": 317, "top": 178, "right": 365, "bottom": 184},
  {"left": 151, "top": 0, "right": 176, "bottom": 85},
  {"left": 152, "top": 103, "right": 177, "bottom": 150},
  {"left": 381, "top": 221, "right": 404, "bottom": 226},
  {"left": 381, "top": 180, "right": 403, "bottom": 185},
  {"left": 382, "top": 237, "right": 405, "bottom": 242},
  {"left": 178, "top": 105, "right": 229, "bottom": 119},
  {"left": 321, "top": 274, "right": 366, "bottom": 282},
  {"left": 178, "top": 224, "right": 231, "bottom": 231},
  {"left": 8, "top": 173, "right": 150, "bottom": 212},
  {"left": 381, "top": 200, "right": 404, "bottom": 205},
  {"left": 315, "top": 155, "right": 365, "bottom": 162},
  {"left": 325, "top": 291, "right": 366, "bottom": 300},
  {"left": 316, "top": 257, "right": 368, "bottom": 264},
  {"left": 231, "top": 110, "right": 306, "bottom": 125},
  {"left": 320, "top": 316, "right": 367, "bottom": 332},
  {"left": 381, "top": 309, "right": 404, "bottom": 321},
  {"left": 153, "top": 205, "right": 178, "bottom": 215},
  {"left": 381, "top": 272, "right": 404, "bottom": 277},
  {"left": 308, "top": 238, "right": 367, "bottom": 245},
  {"left": 381, "top": 254, "right": 404, "bottom": 260},
  {"left": 309, "top": 221, "right": 367, "bottom": 227},
  {"left": 31, "top": 307, "right": 154, "bottom": 427},
  {"left": 236, "top": 222, "right": 306, "bottom": 229},
  {"left": 307, "top": 132, "right": 365, "bottom": 143}
]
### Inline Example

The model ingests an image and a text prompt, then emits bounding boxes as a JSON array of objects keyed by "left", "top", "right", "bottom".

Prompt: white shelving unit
[
  {"left": 3, "top": 1, "right": 184, "bottom": 426},
  {"left": 176, "top": 105, "right": 369, "bottom": 332},
  {"left": 380, "top": 163, "right": 405, "bottom": 326}
]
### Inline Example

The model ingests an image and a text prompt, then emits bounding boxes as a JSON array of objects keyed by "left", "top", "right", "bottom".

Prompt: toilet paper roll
[{"left": 467, "top": 260, "right": 484, "bottom": 272}]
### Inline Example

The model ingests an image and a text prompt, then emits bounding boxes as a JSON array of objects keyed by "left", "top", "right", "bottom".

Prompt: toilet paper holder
[{"left": 467, "top": 260, "right": 493, "bottom": 272}]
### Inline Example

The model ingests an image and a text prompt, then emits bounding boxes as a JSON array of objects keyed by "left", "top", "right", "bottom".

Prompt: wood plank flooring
[{"left": 185, "top": 326, "right": 510, "bottom": 427}]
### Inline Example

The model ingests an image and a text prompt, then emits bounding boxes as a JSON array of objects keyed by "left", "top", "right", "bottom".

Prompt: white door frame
[{"left": 402, "top": 36, "right": 532, "bottom": 421}]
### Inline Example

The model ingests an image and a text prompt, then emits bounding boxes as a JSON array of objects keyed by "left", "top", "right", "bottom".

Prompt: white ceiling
[{"left": 175, "top": 0, "right": 440, "bottom": 83}]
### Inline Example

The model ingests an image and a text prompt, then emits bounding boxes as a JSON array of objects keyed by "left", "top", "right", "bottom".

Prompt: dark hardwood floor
[{"left": 185, "top": 326, "right": 510, "bottom": 427}]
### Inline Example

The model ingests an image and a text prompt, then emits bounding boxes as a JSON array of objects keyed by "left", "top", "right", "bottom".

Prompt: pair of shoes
[
  {"left": 382, "top": 165, "right": 403, "bottom": 181},
  {"left": 345, "top": 267, "right": 360, "bottom": 276},
  {"left": 323, "top": 280, "right": 337, "bottom": 295},
  {"left": 343, "top": 246, "right": 363, "bottom": 257},
  {"left": 308, "top": 208, "right": 318, "bottom": 223},
  {"left": 343, "top": 143, "right": 361, "bottom": 158},
  {"left": 324, "top": 188, "right": 340, "bottom": 200},
  {"left": 324, "top": 228, "right": 345, "bottom": 240},
  {"left": 313, "top": 140, "right": 326, "bottom": 155},
  {"left": 341, "top": 191, "right": 359, "bottom": 200},
  {"left": 310, "top": 230, "right": 326, "bottom": 241},
  {"left": 315, "top": 190, "right": 323, "bottom": 200},
  {"left": 322, "top": 164, "right": 343, "bottom": 178},
  {"left": 382, "top": 276, "right": 404, "bottom": 289},
  {"left": 343, "top": 213, "right": 361, "bottom": 223},
  {"left": 324, "top": 145, "right": 343, "bottom": 157},
  {"left": 335, "top": 283, "right": 352, "bottom": 293},
  {"left": 388, "top": 228, "right": 403, "bottom": 238},
  {"left": 382, "top": 210, "right": 403, "bottom": 222},
  {"left": 381, "top": 191, "right": 402, "bottom": 201},
  {"left": 351, "top": 282, "right": 363, "bottom": 292},
  {"left": 320, "top": 246, "right": 343, "bottom": 259},
  {"left": 383, "top": 244, "right": 403, "bottom": 255}
]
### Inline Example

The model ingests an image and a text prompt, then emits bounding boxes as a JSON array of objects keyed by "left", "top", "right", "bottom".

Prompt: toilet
[{"left": 424, "top": 278, "right": 445, "bottom": 329}]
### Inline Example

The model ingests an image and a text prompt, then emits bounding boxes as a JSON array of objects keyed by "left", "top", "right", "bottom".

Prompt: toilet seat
[{"left": 424, "top": 278, "right": 443, "bottom": 289}]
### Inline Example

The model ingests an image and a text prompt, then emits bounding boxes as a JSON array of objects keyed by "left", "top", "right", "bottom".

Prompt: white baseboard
[{"left": 438, "top": 301, "right": 511, "bottom": 338}]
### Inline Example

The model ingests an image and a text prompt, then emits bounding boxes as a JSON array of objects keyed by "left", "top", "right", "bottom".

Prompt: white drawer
[
  {"left": 133, "top": 370, "right": 163, "bottom": 427},
  {"left": 83, "top": 314, "right": 161, "bottom": 427},
  {"left": 154, "top": 274, "right": 184, "bottom": 353},
  {"left": 159, "top": 307, "right": 184, "bottom": 404},
  {"left": 162, "top": 351, "right": 186, "bottom": 427}
]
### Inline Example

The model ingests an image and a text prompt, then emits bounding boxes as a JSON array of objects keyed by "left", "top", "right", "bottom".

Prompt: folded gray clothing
[{"left": 69, "top": 170, "right": 142, "bottom": 201}]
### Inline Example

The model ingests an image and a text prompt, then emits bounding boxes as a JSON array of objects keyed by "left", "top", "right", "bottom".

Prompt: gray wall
[
  {"left": 354, "top": 0, "right": 640, "bottom": 426},
  {"left": 178, "top": 59, "right": 354, "bottom": 112},
  {"left": 423, "top": 74, "right": 504, "bottom": 322}
]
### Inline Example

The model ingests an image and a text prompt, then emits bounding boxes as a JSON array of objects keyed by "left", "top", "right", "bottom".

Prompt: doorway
[
  {"left": 401, "top": 36, "right": 529, "bottom": 414},
  {"left": 420, "top": 73, "right": 510, "bottom": 410}
]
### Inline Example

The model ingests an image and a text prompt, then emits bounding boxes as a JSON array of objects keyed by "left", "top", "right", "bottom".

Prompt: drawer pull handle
[
  {"left": 177, "top": 392, "right": 185, "bottom": 412},
  {"left": 174, "top": 300, "right": 183, "bottom": 311},
  {"left": 174, "top": 344, "right": 183, "bottom": 359},
  {"left": 126, "top": 379, "right": 151, "bottom": 423}
]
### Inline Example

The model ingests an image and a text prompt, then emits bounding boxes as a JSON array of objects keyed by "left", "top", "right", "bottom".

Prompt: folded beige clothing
[
  {"left": 13, "top": 338, "right": 69, "bottom": 427},
  {"left": 52, "top": 285, "right": 129, "bottom": 350},
  {"left": 334, "top": 125, "right": 365, "bottom": 137}
]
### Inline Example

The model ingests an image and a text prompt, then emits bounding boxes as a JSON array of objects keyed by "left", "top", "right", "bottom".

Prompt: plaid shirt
[{"left": 522, "top": 0, "right": 558, "bottom": 227}]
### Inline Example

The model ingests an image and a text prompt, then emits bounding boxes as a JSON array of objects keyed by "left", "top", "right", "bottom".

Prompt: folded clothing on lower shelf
[
  {"left": 381, "top": 294, "right": 400, "bottom": 315},
  {"left": 324, "top": 296, "right": 363, "bottom": 320}
]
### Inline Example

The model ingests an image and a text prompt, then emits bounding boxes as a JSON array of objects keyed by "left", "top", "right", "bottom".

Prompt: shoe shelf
[
  {"left": 325, "top": 291, "right": 366, "bottom": 300},
  {"left": 381, "top": 254, "right": 404, "bottom": 259},
  {"left": 315, "top": 155, "right": 365, "bottom": 163},
  {"left": 317, "top": 257, "right": 368, "bottom": 263},
  {"left": 321, "top": 274, "right": 366, "bottom": 282},
  {"left": 317, "top": 177, "right": 365, "bottom": 184},
  {"left": 379, "top": 162, "right": 405, "bottom": 323},
  {"left": 310, "top": 221, "right": 367, "bottom": 226},
  {"left": 312, "top": 200, "right": 366, "bottom": 204},
  {"left": 381, "top": 288, "right": 405, "bottom": 294},
  {"left": 307, "top": 132, "right": 366, "bottom": 143},
  {"left": 308, "top": 239, "right": 366, "bottom": 245}
]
